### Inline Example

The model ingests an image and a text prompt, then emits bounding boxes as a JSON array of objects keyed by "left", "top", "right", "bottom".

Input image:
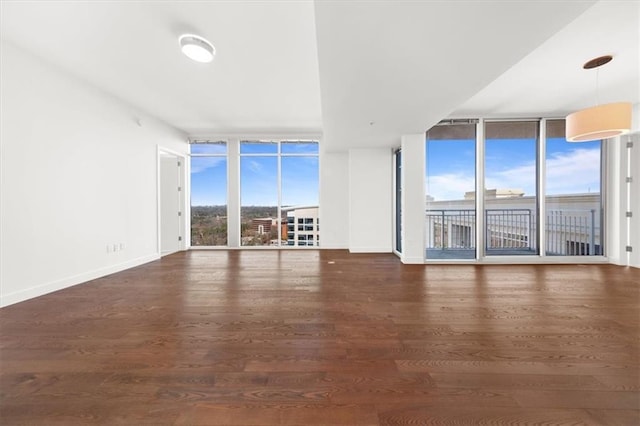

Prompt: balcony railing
[
  {"left": 426, "top": 209, "right": 476, "bottom": 249},
  {"left": 486, "top": 209, "right": 535, "bottom": 252},
  {"left": 546, "top": 209, "right": 599, "bottom": 255},
  {"left": 425, "top": 208, "right": 599, "bottom": 256}
]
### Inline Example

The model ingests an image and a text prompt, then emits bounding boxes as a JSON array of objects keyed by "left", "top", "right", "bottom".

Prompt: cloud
[
  {"left": 248, "top": 160, "right": 263, "bottom": 173},
  {"left": 486, "top": 162, "right": 536, "bottom": 195},
  {"left": 427, "top": 147, "right": 601, "bottom": 200},
  {"left": 426, "top": 172, "right": 475, "bottom": 201},
  {"left": 190, "top": 157, "right": 225, "bottom": 174},
  {"left": 545, "top": 148, "right": 600, "bottom": 195},
  {"left": 486, "top": 147, "right": 601, "bottom": 195}
]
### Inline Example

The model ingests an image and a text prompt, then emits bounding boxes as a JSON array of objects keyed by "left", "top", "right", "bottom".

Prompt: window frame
[
  {"left": 239, "top": 139, "right": 320, "bottom": 248},
  {"left": 188, "top": 141, "right": 228, "bottom": 248},
  {"left": 423, "top": 118, "right": 607, "bottom": 263}
]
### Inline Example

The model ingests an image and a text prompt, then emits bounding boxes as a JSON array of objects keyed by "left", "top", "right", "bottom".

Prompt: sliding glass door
[
  {"left": 425, "top": 123, "right": 476, "bottom": 259},
  {"left": 424, "top": 118, "right": 604, "bottom": 261},
  {"left": 395, "top": 149, "right": 402, "bottom": 253},
  {"left": 545, "top": 119, "right": 603, "bottom": 255},
  {"left": 484, "top": 121, "right": 539, "bottom": 256}
]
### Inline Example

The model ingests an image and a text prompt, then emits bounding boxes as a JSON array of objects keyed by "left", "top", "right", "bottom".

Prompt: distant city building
[
  {"left": 251, "top": 218, "right": 275, "bottom": 235},
  {"left": 283, "top": 206, "right": 319, "bottom": 247},
  {"left": 464, "top": 188, "right": 525, "bottom": 200},
  {"left": 246, "top": 207, "right": 320, "bottom": 247}
]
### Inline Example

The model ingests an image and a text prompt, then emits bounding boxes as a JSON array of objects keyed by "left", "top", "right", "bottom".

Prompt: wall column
[
  {"left": 227, "top": 138, "right": 241, "bottom": 248},
  {"left": 348, "top": 148, "right": 393, "bottom": 252},
  {"left": 401, "top": 134, "right": 426, "bottom": 263}
]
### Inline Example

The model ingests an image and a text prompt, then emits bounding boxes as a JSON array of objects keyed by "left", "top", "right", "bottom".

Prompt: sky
[
  {"left": 426, "top": 137, "right": 601, "bottom": 201},
  {"left": 191, "top": 138, "right": 600, "bottom": 207},
  {"left": 190, "top": 156, "right": 227, "bottom": 206},
  {"left": 190, "top": 142, "right": 319, "bottom": 207}
]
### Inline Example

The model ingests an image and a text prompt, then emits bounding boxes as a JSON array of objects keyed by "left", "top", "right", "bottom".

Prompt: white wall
[
  {"left": 319, "top": 150, "right": 349, "bottom": 248},
  {"left": 0, "top": 40, "right": 188, "bottom": 307},
  {"left": 400, "top": 135, "right": 426, "bottom": 263},
  {"left": 348, "top": 148, "right": 393, "bottom": 252}
]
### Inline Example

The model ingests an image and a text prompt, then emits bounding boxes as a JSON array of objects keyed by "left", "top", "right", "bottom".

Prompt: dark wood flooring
[{"left": 1, "top": 250, "right": 639, "bottom": 425}]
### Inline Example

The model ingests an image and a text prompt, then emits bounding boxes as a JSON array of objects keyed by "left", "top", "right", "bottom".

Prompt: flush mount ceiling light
[
  {"left": 179, "top": 34, "right": 215, "bottom": 63},
  {"left": 566, "top": 55, "right": 632, "bottom": 142}
]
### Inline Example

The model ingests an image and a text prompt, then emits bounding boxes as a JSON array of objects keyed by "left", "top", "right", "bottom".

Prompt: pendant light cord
[{"left": 595, "top": 66, "right": 600, "bottom": 106}]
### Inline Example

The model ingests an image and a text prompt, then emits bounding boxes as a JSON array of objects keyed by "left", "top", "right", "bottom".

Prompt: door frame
[{"left": 157, "top": 146, "right": 188, "bottom": 256}]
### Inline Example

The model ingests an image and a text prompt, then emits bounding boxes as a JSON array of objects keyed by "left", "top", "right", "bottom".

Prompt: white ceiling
[
  {"left": 1, "top": 1, "right": 638, "bottom": 151},
  {"left": 0, "top": 1, "right": 323, "bottom": 136},
  {"left": 453, "top": 0, "right": 640, "bottom": 120}
]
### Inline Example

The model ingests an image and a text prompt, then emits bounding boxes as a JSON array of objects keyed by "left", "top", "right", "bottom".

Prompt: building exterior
[
  {"left": 251, "top": 218, "right": 274, "bottom": 235},
  {"left": 283, "top": 206, "right": 319, "bottom": 247}
]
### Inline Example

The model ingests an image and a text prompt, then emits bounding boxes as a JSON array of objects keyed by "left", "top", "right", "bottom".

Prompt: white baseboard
[
  {"left": 349, "top": 247, "right": 392, "bottom": 253},
  {"left": 1, "top": 254, "right": 160, "bottom": 308},
  {"left": 401, "top": 256, "right": 425, "bottom": 264}
]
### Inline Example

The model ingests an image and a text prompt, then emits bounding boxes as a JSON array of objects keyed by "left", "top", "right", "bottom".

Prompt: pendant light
[{"left": 565, "top": 55, "right": 632, "bottom": 142}]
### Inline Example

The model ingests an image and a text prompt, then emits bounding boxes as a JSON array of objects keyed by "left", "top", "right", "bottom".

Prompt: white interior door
[
  {"left": 160, "top": 153, "right": 182, "bottom": 255},
  {"left": 629, "top": 133, "right": 640, "bottom": 267}
]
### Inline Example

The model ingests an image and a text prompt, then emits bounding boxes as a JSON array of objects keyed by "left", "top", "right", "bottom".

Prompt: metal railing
[
  {"left": 425, "top": 209, "right": 476, "bottom": 249},
  {"left": 546, "top": 209, "right": 598, "bottom": 255},
  {"left": 425, "top": 208, "right": 599, "bottom": 255},
  {"left": 486, "top": 209, "right": 535, "bottom": 251}
]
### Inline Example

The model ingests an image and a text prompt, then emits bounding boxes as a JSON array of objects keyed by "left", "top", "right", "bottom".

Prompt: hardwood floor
[{"left": 1, "top": 250, "right": 639, "bottom": 425}]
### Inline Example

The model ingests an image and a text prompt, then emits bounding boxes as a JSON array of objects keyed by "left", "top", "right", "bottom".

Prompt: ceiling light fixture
[
  {"left": 566, "top": 55, "right": 631, "bottom": 142},
  {"left": 179, "top": 34, "right": 215, "bottom": 63}
]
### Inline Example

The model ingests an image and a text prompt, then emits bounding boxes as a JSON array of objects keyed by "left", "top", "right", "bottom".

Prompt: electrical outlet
[
  {"left": 113, "top": 243, "right": 118, "bottom": 252},
  {"left": 119, "top": 243, "right": 125, "bottom": 251},
  {"left": 106, "top": 244, "right": 111, "bottom": 253}
]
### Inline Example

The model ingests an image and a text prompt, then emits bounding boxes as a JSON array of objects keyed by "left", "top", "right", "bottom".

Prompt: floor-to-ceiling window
[
  {"left": 484, "top": 121, "right": 539, "bottom": 256},
  {"left": 424, "top": 118, "right": 605, "bottom": 261},
  {"left": 240, "top": 141, "right": 279, "bottom": 246},
  {"left": 240, "top": 140, "right": 319, "bottom": 247},
  {"left": 190, "top": 142, "right": 227, "bottom": 246},
  {"left": 545, "top": 119, "right": 603, "bottom": 255},
  {"left": 425, "top": 122, "right": 477, "bottom": 259},
  {"left": 281, "top": 141, "right": 319, "bottom": 247}
]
